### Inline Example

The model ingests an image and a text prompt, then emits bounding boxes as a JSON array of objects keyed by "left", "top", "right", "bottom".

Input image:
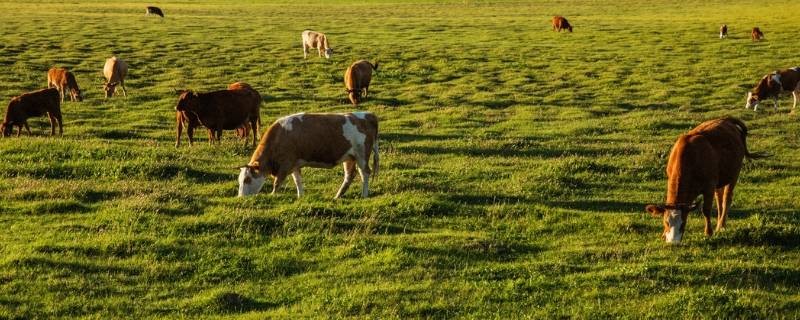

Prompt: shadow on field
[
  {"left": 15, "top": 256, "right": 141, "bottom": 278},
  {"left": 444, "top": 194, "right": 528, "bottom": 205},
  {"left": 549, "top": 200, "right": 642, "bottom": 213},
  {"left": 640, "top": 263, "right": 800, "bottom": 290},
  {"left": 617, "top": 102, "right": 679, "bottom": 111},
  {"left": 381, "top": 132, "right": 462, "bottom": 143},
  {"left": 396, "top": 144, "right": 628, "bottom": 158}
]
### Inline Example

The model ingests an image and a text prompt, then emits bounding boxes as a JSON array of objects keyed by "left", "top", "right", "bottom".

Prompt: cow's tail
[
  {"left": 729, "top": 117, "right": 771, "bottom": 159},
  {"left": 371, "top": 134, "right": 379, "bottom": 180}
]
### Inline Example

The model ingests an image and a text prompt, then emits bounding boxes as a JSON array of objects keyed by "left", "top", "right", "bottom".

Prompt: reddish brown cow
[
  {"left": 719, "top": 24, "right": 728, "bottom": 39},
  {"left": 237, "top": 112, "right": 379, "bottom": 198},
  {"left": 646, "top": 118, "right": 766, "bottom": 244},
  {"left": 47, "top": 67, "right": 83, "bottom": 102},
  {"left": 1, "top": 88, "right": 63, "bottom": 137},
  {"left": 745, "top": 67, "right": 800, "bottom": 112},
  {"left": 552, "top": 16, "right": 573, "bottom": 32},
  {"left": 175, "top": 82, "right": 261, "bottom": 147},
  {"left": 344, "top": 60, "right": 378, "bottom": 106},
  {"left": 751, "top": 27, "right": 764, "bottom": 41}
]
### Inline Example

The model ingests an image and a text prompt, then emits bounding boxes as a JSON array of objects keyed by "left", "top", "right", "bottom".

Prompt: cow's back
[
  {"left": 104, "top": 57, "right": 127, "bottom": 82},
  {"left": 685, "top": 118, "right": 747, "bottom": 186},
  {"left": 47, "top": 68, "right": 66, "bottom": 85},
  {"left": 345, "top": 60, "right": 373, "bottom": 90},
  {"left": 198, "top": 90, "right": 258, "bottom": 129},
  {"left": 16, "top": 88, "right": 60, "bottom": 117}
]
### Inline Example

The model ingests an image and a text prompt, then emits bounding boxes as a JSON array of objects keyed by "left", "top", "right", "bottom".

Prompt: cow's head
[
  {"left": 745, "top": 75, "right": 775, "bottom": 109},
  {"left": 70, "top": 87, "right": 83, "bottom": 102},
  {"left": 0, "top": 122, "right": 12, "bottom": 137},
  {"left": 104, "top": 81, "right": 118, "bottom": 98},
  {"left": 237, "top": 164, "right": 267, "bottom": 197},
  {"left": 175, "top": 90, "right": 198, "bottom": 112},
  {"left": 346, "top": 88, "right": 361, "bottom": 106},
  {"left": 324, "top": 48, "right": 333, "bottom": 59},
  {"left": 567, "top": 25, "right": 573, "bottom": 32},
  {"left": 646, "top": 202, "right": 698, "bottom": 244}
]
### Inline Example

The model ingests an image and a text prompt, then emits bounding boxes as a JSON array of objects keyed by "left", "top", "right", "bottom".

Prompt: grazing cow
[
  {"left": 344, "top": 60, "right": 378, "bottom": 106},
  {"left": 237, "top": 112, "right": 379, "bottom": 199},
  {"left": 551, "top": 16, "right": 573, "bottom": 32},
  {"left": 174, "top": 82, "right": 261, "bottom": 147},
  {"left": 719, "top": 24, "right": 728, "bottom": 39},
  {"left": 47, "top": 67, "right": 83, "bottom": 102},
  {"left": 145, "top": 6, "right": 164, "bottom": 18},
  {"left": 103, "top": 56, "right": 128, "bottom": 98},
  {"left": 751, "top": 27, "right": 764, "bottom": 41},
  {"left": 1, "top": 88, "right": 62, "bottom": 137},
  {"left": 646, "top": 118, "right": 766, "bottom": 244},
  {"left": 744, "top": 67, "right": 800, "bottom": 112},
  {"left": 301, "top": 30, "right": 333, "bottom": 59}
]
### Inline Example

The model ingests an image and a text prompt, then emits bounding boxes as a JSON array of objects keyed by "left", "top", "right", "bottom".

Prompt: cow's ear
[
  {"left": 646, "top": 205, "right": 665, "bottom": 218},
  {"left": 175, "top": 89, "right": 188, "bottom": 95}
]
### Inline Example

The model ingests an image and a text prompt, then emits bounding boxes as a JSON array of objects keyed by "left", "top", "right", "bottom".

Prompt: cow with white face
[
  {"left": 302, "top": 30, "right": 333, "bottom": 59},
  {"left": 237, "top": 112, "right": 379, "bottom": 198},
  {"left": 745, "top": 67, "right": 800, "bottom": 112}
]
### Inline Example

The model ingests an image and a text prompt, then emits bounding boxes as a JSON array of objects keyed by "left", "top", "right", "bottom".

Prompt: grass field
[{"left": 1, "top": 0, "right": 800, "bottom": 318}]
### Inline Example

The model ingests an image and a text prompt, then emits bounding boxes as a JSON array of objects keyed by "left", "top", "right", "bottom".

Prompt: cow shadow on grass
[
  {"left": 396, "top": 144, "right": 629, "bottom": 158},
  {"left": 617, "top": 102, "right": 679, "bottom": 112},
  {"left": 381, "top": 132, "right": 462, "bottom": 143}
]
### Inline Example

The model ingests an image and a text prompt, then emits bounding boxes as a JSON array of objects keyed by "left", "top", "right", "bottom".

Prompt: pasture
[{"left": 1, "top": 0, "right": 800, "bottom": 318}]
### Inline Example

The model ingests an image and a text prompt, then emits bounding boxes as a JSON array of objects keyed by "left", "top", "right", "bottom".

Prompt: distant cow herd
[{"left": 0, "top": 9, "right": 791, "bottom": 243}]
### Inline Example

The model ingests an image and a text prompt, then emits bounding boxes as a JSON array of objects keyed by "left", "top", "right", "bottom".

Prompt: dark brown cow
[
  {"left": 552, "top": 16, "right": 573, "bottom": 32},
  {"left": 344, "top": 60, "right": 378, "bottom": 106},
  {"left": 175, "top": 82, "right": 260, "bottom": 147},
  {"left": 47, "top": 67, "right": 83, "bottom": 102},
  {"left": 237, "top": 112, "right": 379, "bottom": 199},
  {"left": 2, "top": 88, "right": 63, "bottom": 137},
  {"left": 646, "top": 118, "right": 766, "bottom": 243},
  {"left": 745, "top": 67, "right": 800, "bottom": 112},
  {"left": 719, "top": 24, "right": 728, "bottom": 39},
  {"left": 146, "top": 6, "right": 164, "bottom": 18},
  {"left": 751, "top": 27, "right": 764, "bottom": 41}
]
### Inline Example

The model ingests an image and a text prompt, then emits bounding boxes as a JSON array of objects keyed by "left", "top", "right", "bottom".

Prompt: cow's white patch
[
  {"left": 665, "top": 209, "right": 683, "bottom": 244},
  {"left": 352, "top": 111, "right": 370, "bottom": 119},
  {"left": 791, "top": 67, "right": 800, "bottom": 72},
  {"left": 772, "top": 74, "right": 783, "bottom": 88},
  {"left": 277, "top": 113, "right": 305, "bottom": 131},
  {"left": 238, "top": 167, "right": 267, "bottom": 197},
  {"left": 745, "top": 92, "right": 758, "bottom": 110},
  {"left": 341, "top": 117, "right": 367, "bottom": 160}
]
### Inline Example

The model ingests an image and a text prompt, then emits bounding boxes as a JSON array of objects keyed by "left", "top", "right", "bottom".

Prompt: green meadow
[{"left": 1, "top": 0, "right": 800, "bottom": 318}]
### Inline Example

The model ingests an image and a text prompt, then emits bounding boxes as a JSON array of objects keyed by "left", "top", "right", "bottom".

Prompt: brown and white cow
[
  {"left": 551, "top": 16, "right": 573, "bottom": 32},
  {"left": 146, "top": 6, "right": 164, "bottom": 18},
  {"left": 175, "top": 82, "right": 261, "bottom": 147},
  {"left": 719, "top": 24, "right": 728, "bottom": 39},
  {"left": 344, "top": 60, "right": 378, "bottom": 106},
  {"left": 744, "top": 67, "right": 800, "bottom": 112},
  {"left": 103, "top": 56, "right": 128, "bottom": 98},
  {"left": 302, "top": 30, "right": 333, "bottom": 59},
  {"left": 47, "top": 67, "right": 83, "bottom": 102},
  {"left": 1, "top": 88, "right": 63, "bottom": 137},
  {"left": 237, "top": 112, "right": 379, "bottom": 198},
  {"left": 646, "top": 117, "right": 766, "bottom": 244},
  {"left": 751, "top": 27, "right": 764, "bottom": 41}
]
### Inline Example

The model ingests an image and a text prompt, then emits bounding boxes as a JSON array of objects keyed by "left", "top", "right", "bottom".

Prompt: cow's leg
[
  {"left": 792, "top": 91, "right": 798, "bottom": 113},
  {"left": 774, "top": 96, "right": 779, "bottom": 112},
  {"left": 702, "top": 191, "right": 714, "bottom": 236},
  {"left": 355, "top": 154, "right": 371, "bottom": 198},
  {"left": 186, "top": 123, "right": 195, "bottom": 146},
  {"left": 59, "top": 89, "right": 65, "bottom": 103},
  {"left": 271, "top": 170, "right": 289, "bottom": 195},
  {"left": 303, "top": 43, "right": 308, "bottom": 59},
  {"left": 23, "top": 123, "right": 31, "bottom": 136},
  {"left": 16, "top": 124, "right": 22, "bottom": 137},
  {"left": 175, "top": 114, "right": 183, "bottom": 147},
  {"left": 120, "top": 81, "right": 127, "bottom": 97},
  {"left": 47, "top": 114, "right": 58, "bottom": 136},
  {"left": 714, "top": 187, "right": 724, "bottom": 230},
  {"left": 216, "top": 128, "right": 223, "bottom": 144},
  {"left": 250, "top": 118, "right": 258, "bottom": 147},
  {"left": 291, "top": 168, "right": 304, "bottom": 198},
  {"left": 718, "top": 182, "right": 736, "bottom": 232},
  {"left": 334, "top": 160, "right": 357, "bottom": 199}
]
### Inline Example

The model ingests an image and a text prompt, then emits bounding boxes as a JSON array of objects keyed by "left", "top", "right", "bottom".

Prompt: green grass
[{"left": 2, "top": 0, "right": 800, "bottom": 318}]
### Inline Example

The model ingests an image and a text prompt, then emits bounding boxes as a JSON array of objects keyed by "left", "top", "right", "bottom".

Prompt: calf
[
  {"left": 103, "top": 56, "right": 128, "bottom": 98},
  {"left": 146, "top": 6, "right": 164, "bottom": 18},
  {"left": 1, "top": 88, "right": 63, "bottom": 137},
  {"left": 551, "top": 16, "right": 573, "bottom": 32},
  {"left": 751, "top": 27, "right": 764, "bottom": 41},
  {"left": 47, "top": 67, "right": 83, "bottom": 102},
  {"left": 719, "top": 24, "right": 728, "bottom": 39},
  {"left": 237, "top": 112, "right": 379, "bottom": 198},
  {"left": 744, "top": 67, "right": 800, "bottom": 112},
  {"left": 646, "top": 118, "right": 765, "bottom": 244},
  {"left": 344, "top": 60, "right": 378, "bottom": 106},
  {"left": 175, "top": 82, "right": 260, "bottom": 147},
  {"left": 302, "top": 30, "right": 333, "bottom": 59}
]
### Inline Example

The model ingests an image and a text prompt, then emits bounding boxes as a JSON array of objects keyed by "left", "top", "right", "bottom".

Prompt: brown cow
[
  {"left": 103, "top": 56, "right": 128, "bottom": 98},
  {"left": 1, "top": 88, "right": 62, "bottom": 137},
  {"left": 47, "top": 67, "right": 83, "bottom": 102},
  {"left": 344, "top": 60, "right": 378, "bottom": 106},
  {"left": 745, "top": 67, "right": 800, "bottom": 112},
  {"left": 751, "top": 27, "right": 764, "bottom": 41},
  {"left": 719, "top": 24, "right": 728, "bottom": 39},
  {"left": 146, "top": 6, "right": 164, "bottom": 18},
  {"left": 237, "top": 112, "right": 379, "bottom": 198},
  {"left": 646, "top": 118, "right": 766, "bottom": 244},
  {"left": 175, "top": 82, "right": 260, "bottom": 147},
  {"left": 552, "top": 16, "right": 573, "bottom": 32}
]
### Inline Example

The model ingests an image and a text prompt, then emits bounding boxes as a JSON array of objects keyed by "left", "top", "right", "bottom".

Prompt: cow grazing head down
[
  {"left": 745, "top": 74, "right": 777, "bottom": 110},
  {"left": 324, "top": 48, "right": 333, "bottom": 59},
  {"left": 646, "top": 203, "right": 699, "bottom": 244},
  {"left": 104, "top": 82, "right": 119, "bottom": 98},
  {"left": 346, "top": 88, "right": 362, "bottom": 105},
  {"left": 0, "top": 122, "right": 12, "bottom": 137},
  {"left": 238, "top": 165, "right": 268, "bottom": 197},
  {"left": 70, "top": 87, "right": 83, "bottom": 102}
]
